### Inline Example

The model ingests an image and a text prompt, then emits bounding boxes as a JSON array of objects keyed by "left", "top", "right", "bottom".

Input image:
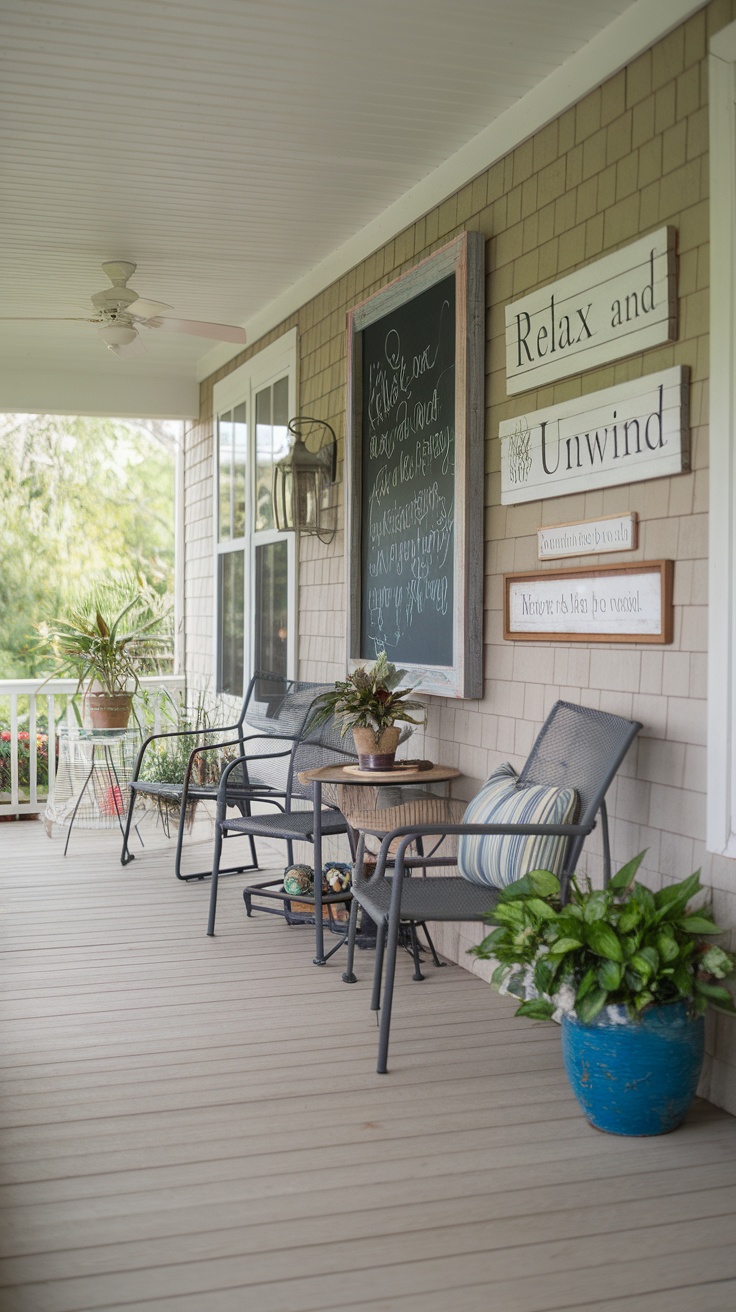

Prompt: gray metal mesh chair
[
  {"left": 206, "top": 701, "right": 359, "bottom": 963},
  {"left": 343, "top": 700, "right": 642, "bottom": 1073},
  {"left": 120, "top": 672, "right": 327, "bottom": 880}
]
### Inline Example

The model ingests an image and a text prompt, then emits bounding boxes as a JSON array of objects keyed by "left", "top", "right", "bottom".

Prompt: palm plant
[{"left": 37, "top": 578, "right": 171, "bottom": 698}]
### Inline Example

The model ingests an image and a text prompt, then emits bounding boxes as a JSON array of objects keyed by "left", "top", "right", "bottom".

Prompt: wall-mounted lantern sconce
[{"left": 273, "top": 416, "right": 337, "bottom": 542}]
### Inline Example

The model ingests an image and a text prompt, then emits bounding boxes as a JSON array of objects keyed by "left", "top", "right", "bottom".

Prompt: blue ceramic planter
[{"left": 561, "top": 1002, "right": 705, "bottom": 1136}]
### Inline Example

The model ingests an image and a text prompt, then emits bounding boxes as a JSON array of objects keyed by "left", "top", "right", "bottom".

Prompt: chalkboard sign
[{"left": 346, "top": 232, "right": 484, "bottom": 698}]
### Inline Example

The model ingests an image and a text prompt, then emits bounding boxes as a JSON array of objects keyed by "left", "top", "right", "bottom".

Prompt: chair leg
[
  {"left": 174, "top": 796, "right": 191, "bottom": 881},
  {"left": 342, "top": 896, "right": 360, "bottom": 983},
  {"left": 408, "top": 923, "right": 425, "bottom": 982},
  {"left": 120, "top": 788, "right": 138, "bottom": 866},
  {"left": 417, "top": 921, "right": 445, "bottom": 969},
  {"left": 600, "top": 799, "right": 612, "bottom": 887},
  {"left": 371, "top": 920, "right": 387, "bottom": 1013},
  {"left": 377, "top": 912, "right": 401, "bottom": 1074},
  {"left": 206, "top": 823, "right": 224, "bottom": 936}
]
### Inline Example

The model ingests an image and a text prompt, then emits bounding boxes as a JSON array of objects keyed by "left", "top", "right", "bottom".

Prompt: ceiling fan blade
[
  {"left": 0, "top": 316, "right": 95, "bottom": 322},
  {"left": 148, "top": 316, "right": 247, "bottom": 344},
  {"left": 126, "top": 297, "right": 174, "bottom": 320}
]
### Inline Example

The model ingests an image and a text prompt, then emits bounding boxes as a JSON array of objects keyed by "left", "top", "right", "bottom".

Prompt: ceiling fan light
[{"left": 98, "top": 323, "right": 138, "bottom": 349}]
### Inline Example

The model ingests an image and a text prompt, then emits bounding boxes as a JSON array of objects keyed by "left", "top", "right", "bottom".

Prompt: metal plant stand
[{"left": 44, "top": 726, "right": 142, "bottom": 855}]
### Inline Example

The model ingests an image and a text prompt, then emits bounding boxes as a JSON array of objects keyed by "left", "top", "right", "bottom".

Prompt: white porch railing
[{"left": 0, "top": 676, "right": 186, "bottom": 817}]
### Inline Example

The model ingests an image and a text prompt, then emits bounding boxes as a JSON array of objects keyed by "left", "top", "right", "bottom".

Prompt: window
[{"left": 213, "top": 331, "right": 297, "bottom": 697}]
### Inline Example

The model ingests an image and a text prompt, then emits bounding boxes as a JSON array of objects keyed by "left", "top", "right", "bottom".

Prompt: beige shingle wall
[{"left": 185, "top": 1, "right": 736, "bottom": 1112}]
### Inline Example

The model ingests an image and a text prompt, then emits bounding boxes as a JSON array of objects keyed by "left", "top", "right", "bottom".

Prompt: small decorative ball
[
  {"left": 322, "top": 862, "right": 352, "bottom": 893},
  {"left": 283, "top": 864, "right": 314, "bottom": 895}
]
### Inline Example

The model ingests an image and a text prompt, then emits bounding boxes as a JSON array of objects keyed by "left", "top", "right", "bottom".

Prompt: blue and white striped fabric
[{"left": 457, "top": 762, "right": 578, "bottom": 889}]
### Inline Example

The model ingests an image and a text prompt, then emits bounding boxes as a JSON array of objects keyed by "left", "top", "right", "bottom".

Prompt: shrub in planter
[
  {"left": 472, "top": 853, "right": 736, "bottom": 1135},
  {"left": 138, "top": 695, "right": 235, "bottom": 834}
]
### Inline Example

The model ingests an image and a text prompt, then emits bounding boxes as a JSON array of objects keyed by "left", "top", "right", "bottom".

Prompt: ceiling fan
[{"left": 6, "top": 261, "right": 247, "bottom": 357}]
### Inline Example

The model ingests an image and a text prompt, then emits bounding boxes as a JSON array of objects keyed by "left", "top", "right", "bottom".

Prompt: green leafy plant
[
  {"left": 36, "top": 578, "right": 171, "bottom": 697},
  {"left": 471, "top": 852, "right": 736, "bottom": 1024},
  {"left": 305, "top": 652, "right": 426, "bottom": 742}
]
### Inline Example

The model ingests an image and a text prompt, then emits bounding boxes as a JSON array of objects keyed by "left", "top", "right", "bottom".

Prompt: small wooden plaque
[
  {"left": 504, "top": 560, "right": 673, "bottom": 644},
  {"left": 537, "top": 513, "right": 638, "bottom": 560}
]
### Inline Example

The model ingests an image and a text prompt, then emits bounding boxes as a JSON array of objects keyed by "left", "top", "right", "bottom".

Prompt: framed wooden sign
[
  {"left": 504, "top": 560, "right": 674, "bottom": 644},
  {"left": 538, "top": 513, "right": 638, "bottom": 559},
  {"left": 500, "top": 366, "right": 689, "bottom": 505},
  {"left": 346, "top": 231, "right": 485, "bottom": 698},
  {"left": 505, "top": 226, "right": 677, "bottom": 394}
]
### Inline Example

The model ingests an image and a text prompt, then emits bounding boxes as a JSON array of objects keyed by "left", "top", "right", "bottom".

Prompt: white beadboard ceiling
[{"left": 0, "top": 0, "right": 701, "bottom": 417}]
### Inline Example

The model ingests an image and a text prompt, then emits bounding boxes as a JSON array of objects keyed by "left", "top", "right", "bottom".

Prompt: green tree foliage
[{"left": 0, "top": 414, "right": 176, "bottom": 677}]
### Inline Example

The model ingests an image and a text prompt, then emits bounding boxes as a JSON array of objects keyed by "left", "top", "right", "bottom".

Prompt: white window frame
[
  {"left": 212, "top": 328, "right": 298, "bottom": 694},
  {"left": 708, "top": 22, "right": 736, "bottom": 856}
]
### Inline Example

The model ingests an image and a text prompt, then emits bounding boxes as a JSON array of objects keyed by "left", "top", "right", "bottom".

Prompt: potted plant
[
  {"left": 306, "top": 652, "right": 426, "bottom": 771},
  {"left": 471, "top": 852, "right": 736, "bottom": 1136},
  {"left": 137, "top": 691, "right": 227, "bottom": 831},
  {"left": 37, "top": 580, "right": 171, "bottom": 730}
]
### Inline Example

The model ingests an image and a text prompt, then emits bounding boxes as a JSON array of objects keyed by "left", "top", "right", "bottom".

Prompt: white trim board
[
  {"left": 198, "top": 0, "right": 706, "bottom": 384},
  {"left": 0, "top": 369, "right": 199, "bottom": 420},
  {"left": 707, "top": 22, "right": 736, "bottom": 859}
]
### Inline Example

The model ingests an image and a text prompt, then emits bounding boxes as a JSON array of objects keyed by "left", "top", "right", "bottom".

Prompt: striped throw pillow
[{"left": 457, "top": 762, "right": 578, "bottom": 889}]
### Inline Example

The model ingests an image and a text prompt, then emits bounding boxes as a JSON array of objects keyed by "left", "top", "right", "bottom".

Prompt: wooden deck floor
[{"left": 2, "top": 818, "right": 736, "bottom": 1312}]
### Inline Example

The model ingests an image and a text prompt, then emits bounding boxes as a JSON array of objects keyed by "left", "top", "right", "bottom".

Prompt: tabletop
[
  {"left": 56, "top": 724, "right": 140, "bottom": 743},
  {"left": 299, "top": 762, "right": 461, "bottom": 788}
]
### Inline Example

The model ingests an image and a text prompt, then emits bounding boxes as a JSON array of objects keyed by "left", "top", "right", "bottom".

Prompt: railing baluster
[
  {"left": 153, "top": 689, "right": 162, "bottom": 735},
  {"left": 29, "top": 695, "right": 37, "bottom": 808},
  {"left": 10, "top": 693, "right": 19, "bottom": 810},
  {"left": 48, "top": 693, "right": 57, "bottom": 805}
]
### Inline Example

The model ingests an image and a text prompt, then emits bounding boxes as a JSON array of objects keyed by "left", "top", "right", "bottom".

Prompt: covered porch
[{"left": 2, "top": 820, "right": 735, "bottom": 1312}]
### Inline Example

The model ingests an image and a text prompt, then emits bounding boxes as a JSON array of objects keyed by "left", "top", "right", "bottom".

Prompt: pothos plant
[{"left": 471, "top": 851, "right": 736, "bottom": 1024}]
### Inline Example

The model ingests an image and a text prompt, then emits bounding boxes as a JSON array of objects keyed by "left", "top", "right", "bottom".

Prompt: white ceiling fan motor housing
[{"left": 91, "top": 285, "right": 139, "bottom": 316}]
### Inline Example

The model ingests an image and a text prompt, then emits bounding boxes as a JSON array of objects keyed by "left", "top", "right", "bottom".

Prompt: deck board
[{"left": 1, "top": 819, "right": 736, "bottom": 1312}]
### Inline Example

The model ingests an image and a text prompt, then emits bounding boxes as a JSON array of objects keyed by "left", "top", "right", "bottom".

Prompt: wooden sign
[
  {"left": 504, "top": 561, "right": 673, "bottom": 644},
  {"left": 538, "top": 513, "right": 638, "bottom": 560},
  {"left": 505, "top": 227, "right": 677, "bottom": 394},
  {"left": 500, "top": 366, "right": 688, "bottom": 505},
  {"left": 346, "top": 231, "right": 485, "bottom": 698}
]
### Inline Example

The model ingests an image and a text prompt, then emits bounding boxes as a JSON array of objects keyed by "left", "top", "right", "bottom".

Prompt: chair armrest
[
  {"left": 372, "top": 819, "right": 593, "bottom": 881},
  {"left": 130, "top": 723, "right": 240, "bottom": 782}
]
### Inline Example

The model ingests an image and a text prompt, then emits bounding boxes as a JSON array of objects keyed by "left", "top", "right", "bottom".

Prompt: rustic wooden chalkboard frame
[
  {"left": 504, "top": 560, "right": 674, "bottom": 644},
  {"left": 346, "top": 231, "right": 485, "bottom": 698}
]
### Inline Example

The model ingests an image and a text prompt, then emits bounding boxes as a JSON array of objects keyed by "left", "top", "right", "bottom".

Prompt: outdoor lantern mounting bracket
[{"left": 273, "top": 416, "right": 338, "bottom": 543}]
